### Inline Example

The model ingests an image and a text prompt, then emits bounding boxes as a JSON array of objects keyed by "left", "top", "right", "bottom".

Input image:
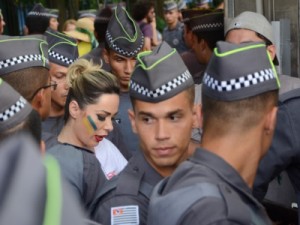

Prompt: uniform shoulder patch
[{"left": 111, "top": 205, "right": 139, "bottom": 225}]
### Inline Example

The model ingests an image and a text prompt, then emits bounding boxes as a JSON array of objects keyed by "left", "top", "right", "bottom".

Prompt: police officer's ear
[
  {"left": 128, "top": 109, "right": 137, "bottom": 134},
  {"left": 103, "top": 48, "right": 110, "bottom": 64},
  {"left": 192, "top": 103, "right": 202, "bottom": 129},
  {"left": 195, "top": 103, "right": 203, "bottom": 129},
  {"left": 266, "top": 44, "right": 276, "bottom": 62},
  {"left": 264, "top": 105, "right": 278, "bottom": 135}
]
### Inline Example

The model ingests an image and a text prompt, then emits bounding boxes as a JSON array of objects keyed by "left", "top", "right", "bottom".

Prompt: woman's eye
[{"left": 97, "top": 114, "right": 106, "bottom": 122}]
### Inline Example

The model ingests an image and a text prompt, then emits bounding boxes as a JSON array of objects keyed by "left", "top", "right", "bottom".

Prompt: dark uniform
[
  {"left": 90, "top": 153, "right": 163, "bottom": 225},
  {"left": 0, "top": 134, "right": 100, "bottom": 225},
  {"left": 48, "top": 143, "right": 106, "bottom": 208},
  {"left": 42, "top": 115, "right": 63, "bottom": 149},
  {"left": 163, "top": 22, "right": 188, "bottom": 54},
  {"left": 148, "top": 148, "right": 273, "bottom": 225},
  {"left": 254, "top": 87, "right": 300, "bottom": 224}
]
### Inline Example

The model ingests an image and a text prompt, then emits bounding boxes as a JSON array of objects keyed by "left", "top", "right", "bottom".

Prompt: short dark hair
[
  {"left": 132, "top": 0, "right": 155, "bottom": 21},
  {"left": 195, "top": 30, "right": 224, "bottom": 51},
  {"left": 2, "top": 67, "right": 49, "bottom": 102},
  {"left": 202, "top": 90, "right": 279, "bottom": 136},
  {"left": 25, "top": 16, "right": 50, "bottom": 35},
  {"left": 0, "top": 109, "right": 42, "bottom": 145},
  {"left": 94, "top": 7, "right": 112, "bottom": 43}
]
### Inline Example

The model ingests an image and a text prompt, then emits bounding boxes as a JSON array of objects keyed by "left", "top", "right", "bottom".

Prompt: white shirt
[{"left": 95, "top": 138, "right": 127, "bottom": 180}]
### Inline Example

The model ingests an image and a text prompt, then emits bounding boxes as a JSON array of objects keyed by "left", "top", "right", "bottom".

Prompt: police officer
[
  {"left": 0, "top": 35, "right": 51, "bottom": 120},
  {"left": 147, "top": 41, "right": 279, "bottom": 225},
  {"left": 42, "top": 28, "right": 78, "bottom": 149},
  {"left": 0, "top": 80, "right": 97, "bottom": 225},
  {"left": 225, "top": 11, "right": 300, "bottom": 224},
  {"left": 89, "top": 41, "right": 198, "bottom": 225},
  {"left": 102, "top": 4, "right": 144, "bottom": 158},
  {"left": 162, "top": 0, "right": 188, "bottom": 54}
]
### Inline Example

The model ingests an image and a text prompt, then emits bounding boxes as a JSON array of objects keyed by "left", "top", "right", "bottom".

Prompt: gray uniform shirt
[
  {"left": 163, "top": 22, "right": 188, "bottom": 54},
  {"left": 42, "top": 115, "right": 64, "bottom": 149},
  {"left": 111, "top": 92, "right": 139, "bottom": 155},
  {"left": 48, "top": 143, "right": 106, "bottom": 208},
  {"left": 90, "top": 153, "right": 163, "bottom": 225},
  {"left": 148, "top": 148, "right": 272, "bottom": 225},
  {"left": 253, "top": 87, "right": 300, "bottom": 224}
]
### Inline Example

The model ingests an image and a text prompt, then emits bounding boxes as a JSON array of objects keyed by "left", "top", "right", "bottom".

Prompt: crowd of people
[{"left": 0, "top": 0, "right": 300, "bottom": 225}]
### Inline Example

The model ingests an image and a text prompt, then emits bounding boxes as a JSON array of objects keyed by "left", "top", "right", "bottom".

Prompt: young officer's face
[
  {"left": 71, "top": 93, "right": 119, "bottom": 151},
  {"left": 163, "top": 9, "right": 179, "bottom": 26},
  {"left": 104, "top": 50, "right": 137, "bottom": 92},
  {"left": 49, "top": 63, "right": 68, "bottom": 110},
  {"left": 129, "top": 90, "right": 197, "bottom": 176}
]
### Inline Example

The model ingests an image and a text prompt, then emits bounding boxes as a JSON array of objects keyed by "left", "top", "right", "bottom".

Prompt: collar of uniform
[
  {"left": 191, "top": 148, "right": 252, "bottom": 195},
  {"left": 116, "top": 153, "right": 163, "bottom": 196}
]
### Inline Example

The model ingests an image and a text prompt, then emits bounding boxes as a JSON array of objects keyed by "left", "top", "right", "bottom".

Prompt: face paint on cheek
[{"left": 82, "top": 115, "right": 98, "bottom": 135}]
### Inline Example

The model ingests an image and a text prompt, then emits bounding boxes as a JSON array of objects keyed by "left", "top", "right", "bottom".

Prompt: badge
[{"left": 111, "top": 205, "right": 139, "bottom": 225}]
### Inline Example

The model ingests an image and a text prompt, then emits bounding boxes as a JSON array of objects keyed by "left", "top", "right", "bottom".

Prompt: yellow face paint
[{"left": 82, "top": 115, "right": 97, "bottom": 135}]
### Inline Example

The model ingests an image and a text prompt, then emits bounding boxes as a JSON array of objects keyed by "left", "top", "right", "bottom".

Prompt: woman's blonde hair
[{"left": 64, "top": 59, "right": 119, "bottom": 121}]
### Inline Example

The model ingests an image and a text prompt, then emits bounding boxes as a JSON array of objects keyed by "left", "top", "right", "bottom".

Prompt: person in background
[
  {"left": 47, "top": 59, "right": 119, "bottom": 209},
  {"left": 81, "top": 7, "right": 112, "bottom": 71},
  {"left": 63, "top": 19, "right": 77, "bottom": 32},
  {"left": 180, "top": 8, "right": 208, "bottom": 84},
  {"left": 162, "top": 0, "right": 188, "bottom": 54},
  {"left": 42, "top": 28, "right": 78, "bottom": 149},
  {"left": 132, "top": 0, "right": 159, "bottom": 51},
  {"left": 147, "top": 41, "right": 279, "bottom": 225},
  {"left": 103, "top": 4, "right": 144, "bottom": 157},
  {"left": 0, "top": 35, "right": 52, "bottom": 120},
  {"left": 78, "top": 9, "right": 98, "bottom": 20},
  {"left": 48, "top": 8, "right": 59, "bottom": 31},
  {"left": 177, "top": 0, "right": 187, "bottom": 21},
  {"left": 25, "top": 3, "right": 51, "bottom": 35},
  {"left": 188, "top": 10, "right": 224, "bottom": 79},
  {"left": 225, "top": 11, "right": 300, "bottom": 224},
  {"left": 90, "top": 41, "right": 198, "bottom": 225},
  {"left": 0, "top": 9, "right": 6, "bottom": 35},
  {"left": 64, "top": 17, "right": 96, "bottom": 57}
]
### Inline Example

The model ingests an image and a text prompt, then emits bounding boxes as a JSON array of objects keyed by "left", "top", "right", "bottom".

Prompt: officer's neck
[{"left": 201, "top": 128, "right": 263, "bottom": 188}]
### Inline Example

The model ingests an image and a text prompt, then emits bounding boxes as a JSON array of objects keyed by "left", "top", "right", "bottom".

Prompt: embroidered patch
[{"left": 111, "top": 205, "right": 139, "bottom": 225}]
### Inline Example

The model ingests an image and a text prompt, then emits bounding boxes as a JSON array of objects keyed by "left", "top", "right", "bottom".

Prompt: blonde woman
[{"left": 48, "top": 59, "right": 120, "bottom": 208}]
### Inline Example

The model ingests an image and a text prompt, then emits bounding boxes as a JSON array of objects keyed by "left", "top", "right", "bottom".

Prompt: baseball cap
[{"left": 225, "top": 11, "right": 279, "bottom": 65}]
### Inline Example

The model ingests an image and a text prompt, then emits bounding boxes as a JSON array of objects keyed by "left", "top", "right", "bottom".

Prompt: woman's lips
[{"left": 95, "top": 135, "right": 105, "bottom": 142}]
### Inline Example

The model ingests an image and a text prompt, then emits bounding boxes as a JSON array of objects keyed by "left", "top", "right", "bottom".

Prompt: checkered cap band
[
  {"left": 49, "top": 50, "right": 76, "bottom": 65},
  {"left": 192, "top": 22, "right": 223, "bottom": 32},
  {"left": 27, "top": 11, "right": 52, "bottom": 17},
  {"left": 0, "top": 54, "right": 45, "bottom": 70},
  {"left": 0, "top": 96, "right": 27, "bottom": 122},
  {"left": 106, "top": 30, "right": 144, "bottom": 57},
  {"left": 130, "top": 70, "right": 192, "bottom": 99},
  {"left": 203, "top": 68, "right": 275, "bottom": 92}
]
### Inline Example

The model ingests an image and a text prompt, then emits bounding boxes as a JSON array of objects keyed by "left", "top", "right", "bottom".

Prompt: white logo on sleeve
[{"left": 111, "top": 205, "right": 139, "bottom": 225}]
